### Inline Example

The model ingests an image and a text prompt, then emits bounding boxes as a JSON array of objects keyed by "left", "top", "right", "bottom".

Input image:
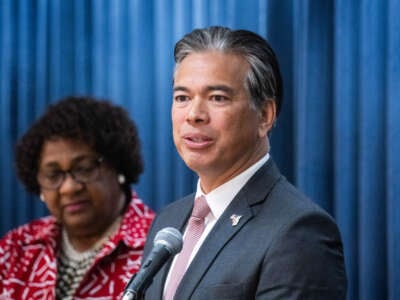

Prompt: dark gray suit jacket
[{"left": 142, "top": 159, "right": 347, "bottom": 299}]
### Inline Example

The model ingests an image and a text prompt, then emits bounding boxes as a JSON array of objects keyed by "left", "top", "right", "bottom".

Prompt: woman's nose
[{"left": 58, "top": 172, "right": 84, "bottom": 194}]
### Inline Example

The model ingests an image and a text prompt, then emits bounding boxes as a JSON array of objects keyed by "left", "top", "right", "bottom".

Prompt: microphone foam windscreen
[{"left": 154, "top": 227, "right": 183, "bottom": 254}]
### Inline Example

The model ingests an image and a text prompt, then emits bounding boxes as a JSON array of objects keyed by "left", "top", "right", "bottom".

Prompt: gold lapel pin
[{"left": 230, "top": 214, "right": 242, "bottom": 226}]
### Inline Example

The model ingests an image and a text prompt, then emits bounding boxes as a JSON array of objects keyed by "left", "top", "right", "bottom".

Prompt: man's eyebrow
[
  {"left": 173, "top": 85, "right": 234, "bottom": 94},
  {"left": 173, "top": 86, "right": 189, "bottom": 92},
  {"left": 205, "top": 85, "right": 234, "bottom": 94}
]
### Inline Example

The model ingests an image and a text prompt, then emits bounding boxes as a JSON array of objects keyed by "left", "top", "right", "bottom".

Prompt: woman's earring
[
  {"left": 39, "top": 194, "right": 45, "bottom": 202},
  {"left": 118, "top": 174, "right": 126, "bottom": 184}
]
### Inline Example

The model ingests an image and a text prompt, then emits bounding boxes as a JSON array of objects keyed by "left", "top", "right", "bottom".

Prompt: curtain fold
[
  {"left": 358, "top": 1, "right": 388, "bottom": 299},
  {"left": 334, "top": 1, "right": 359, "bottom": 299},
  {"left": 386, "top": 1, "right": 400, "bottom": 299},
  {"left": 0, "top": 0, "right": 13, "bottom": 235},
  {"left": 0, "top": 1, "right": 398, "bottom": 299}
]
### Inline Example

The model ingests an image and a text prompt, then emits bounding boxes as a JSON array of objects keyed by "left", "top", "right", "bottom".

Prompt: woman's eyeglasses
[{"left": 37, "top": 157, "right": 104, "bottom": 190}]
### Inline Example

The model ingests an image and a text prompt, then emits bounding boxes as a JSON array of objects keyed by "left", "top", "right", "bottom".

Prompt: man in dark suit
[{"left": 142, "top": 26, "right": 347, "bottom": 299}]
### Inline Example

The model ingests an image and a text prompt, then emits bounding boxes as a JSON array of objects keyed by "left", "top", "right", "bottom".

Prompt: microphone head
[{"left": 154, "top": 227, "right": 183, "bottom": 255}]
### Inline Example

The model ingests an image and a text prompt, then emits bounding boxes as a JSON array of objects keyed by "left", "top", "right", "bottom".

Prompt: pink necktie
[{"left": 164, "top": 195, "right": 210, "bottom": 300}]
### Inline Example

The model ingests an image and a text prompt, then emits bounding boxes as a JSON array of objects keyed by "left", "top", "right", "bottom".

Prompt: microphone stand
[
  {"left": 121, "top": 274, "right": 144, "bottom": 300},
  {"left": 121, "top": 227, "right": 182, "bottom": 300}
]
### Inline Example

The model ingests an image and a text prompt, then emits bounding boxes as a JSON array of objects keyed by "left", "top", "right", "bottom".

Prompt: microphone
[{"left": 122, "top": 227, "right": 183, "bottom": 300}]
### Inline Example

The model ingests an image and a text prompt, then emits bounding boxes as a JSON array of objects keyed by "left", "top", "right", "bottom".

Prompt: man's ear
[{"left": 258, "top": 99, "right": 276, "bottom": 138}]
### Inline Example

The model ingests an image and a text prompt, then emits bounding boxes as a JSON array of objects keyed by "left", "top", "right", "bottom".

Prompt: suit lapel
[
  {"left": 174, "top": 159, "right": 282, "bottom": 299},
  {"left": 175, "top": 197, "right": 253, "bottom": 299},
  {"left": 150, "top": 195, "right": 195, "bottom": 300}
]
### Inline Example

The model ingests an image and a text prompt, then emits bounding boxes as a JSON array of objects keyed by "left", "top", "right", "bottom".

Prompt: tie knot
[{"left": 191, "top": 195, "right": 210, "bottom": 219}]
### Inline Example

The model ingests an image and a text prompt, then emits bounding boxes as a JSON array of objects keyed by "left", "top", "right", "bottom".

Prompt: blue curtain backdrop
[{"left": 0, "top": 0, "right": 399, "bottom": 299}]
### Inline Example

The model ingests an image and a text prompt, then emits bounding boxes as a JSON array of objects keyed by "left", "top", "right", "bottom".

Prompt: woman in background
[{"left": 0, "top": 96, "right": 154, "bottom": 299}]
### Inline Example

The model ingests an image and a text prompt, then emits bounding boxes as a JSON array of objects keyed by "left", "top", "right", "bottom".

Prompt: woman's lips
[{"left": 63, "top": 200, "right": 89, "bottom": 213}]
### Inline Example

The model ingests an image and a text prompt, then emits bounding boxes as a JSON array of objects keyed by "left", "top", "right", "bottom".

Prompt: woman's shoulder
[
  {"left": 125, "top": 193, "right": 155, "bottom": 220},
  {"left": 112, "top": 195, "right": 155, "bottom": 249},
  {"left": 0, "top": 216, "right": 58, "bottom": 249}
]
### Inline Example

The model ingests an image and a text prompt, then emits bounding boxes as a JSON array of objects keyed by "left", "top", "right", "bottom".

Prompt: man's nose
[{"left": 186, "top": 97, "right": 209, "bottom": 124}]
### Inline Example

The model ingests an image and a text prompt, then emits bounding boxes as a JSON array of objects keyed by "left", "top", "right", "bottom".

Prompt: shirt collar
[{"left": 195, "top": 153, "right": 270, "bottom": 220}]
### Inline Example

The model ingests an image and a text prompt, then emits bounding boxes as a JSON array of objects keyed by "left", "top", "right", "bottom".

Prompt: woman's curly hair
[{"left": 15, "top": 96, "right": 143, "bottom": 198}]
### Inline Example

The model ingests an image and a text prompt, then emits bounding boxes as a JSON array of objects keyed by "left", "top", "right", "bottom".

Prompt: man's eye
[
  {"left": 211, "top": 95, "right": 229, "bottom": 102},
  {"left": 174, "top": 95, "right": 189, "bottom": 102}
]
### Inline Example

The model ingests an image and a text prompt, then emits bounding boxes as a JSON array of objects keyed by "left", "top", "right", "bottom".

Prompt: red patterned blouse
[{"left": 0, "top": 193, "right": 154, "bottom": 299}]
